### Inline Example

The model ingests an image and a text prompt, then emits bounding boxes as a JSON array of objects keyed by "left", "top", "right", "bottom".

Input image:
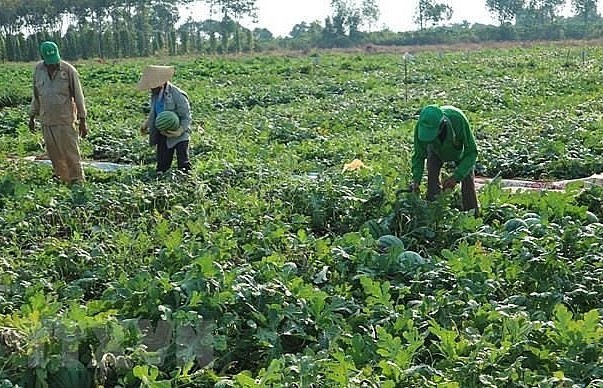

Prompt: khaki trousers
[
  {"left": 42, "top": 124, "right": 84, "bottom": 183},
  {"left": 426, "top": 150, "right": 479, "bottom": 215}
]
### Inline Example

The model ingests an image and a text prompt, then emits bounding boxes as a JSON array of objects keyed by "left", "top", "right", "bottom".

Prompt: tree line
[{"left": 0, "top": 0, "right": 601, "bottom": 62}]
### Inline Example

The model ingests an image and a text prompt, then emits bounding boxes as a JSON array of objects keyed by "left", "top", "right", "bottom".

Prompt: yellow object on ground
[{"left": 342, "top": 159, "right": 366, "bottom": 172}]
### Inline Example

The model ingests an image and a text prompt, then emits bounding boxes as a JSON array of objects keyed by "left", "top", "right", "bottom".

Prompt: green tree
[
  {"left": 486, "top": 0, "right": 525, "bottom": 25},
  {"left": 220, "top": 16, "right": 236, "bottom": 53},
  {"left": 200, "top": 19, "right": 221, "bottom": 53},
  {"left": 133, "top": 5, "right": 152, "bottom": 56},
  {"left": 519, "top": 0, "right": 566, "bottom": 25},
  {"left": 178, "top": 18, "right": 196, "bottom": 54},
  {"left": 414, "top": 0, "right": 453, "bottom": 30},
  {"left": 0, "top": 1, "right": 21, "bottom": 34},
  {"left": 202, "top": 0, "right": 258, "bottom": 53},
  {"left": 571, "top": 0, "right": 598, "bottom": 25},
  {"left": 287, "top": 21, "right": 322, "bottom": 49},
  {"left": 329, "top": 0, "right": 380, "bottom": 38},
  {"left": 243, "top": 27, "right": 253, "bottom": 51},
  {"left": 205, "top": 0, "right": 258, "bottom": 19},
  {"left": 361, "top": 0, "right": 380, "bottom": 31}
]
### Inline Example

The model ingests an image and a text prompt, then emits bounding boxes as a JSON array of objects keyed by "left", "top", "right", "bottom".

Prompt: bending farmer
[
  {"left": 138, "top": 65, "right": 192, "bottom": 174},
  {"left": 409, "top": 104, "right": 479, "bottom": 215}
]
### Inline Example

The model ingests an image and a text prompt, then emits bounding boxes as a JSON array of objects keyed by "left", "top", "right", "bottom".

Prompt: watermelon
[
  {"left": 522, "top": 212, "right": 540, "bottom": 220},
  {"left": 523, "top": 217, "right": 541, "bottom": 227},
  {"left": 586, "top": 211, "right": 599, "bottom": 224},
  {"left": 504, "top": 218, "right": 528, "bottom": 232},
  {"left": 155, "top": 110, "right": 183, "bottom": 137},
  {"left": 398, "top": 250, "right": 426, "bottom": 268},
  {"left": 377, "top": 234, "right": 404, "bottom": 250}
]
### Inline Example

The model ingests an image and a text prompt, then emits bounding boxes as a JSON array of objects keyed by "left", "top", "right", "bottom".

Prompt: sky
[{"left": 183, "top": 0, "right": 578, "bottom": 38}]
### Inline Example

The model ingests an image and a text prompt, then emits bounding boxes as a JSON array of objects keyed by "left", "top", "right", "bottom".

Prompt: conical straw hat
[{"left": 137, "top": 65, "right": 175, "bottom": 90}]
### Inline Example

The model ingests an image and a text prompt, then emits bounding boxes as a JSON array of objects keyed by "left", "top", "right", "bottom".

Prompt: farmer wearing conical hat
[
  {"left": 409, "top": 104, "right": 479, "bottom": 215},
  {"left": 29, "top": 41, "right": 88, "bottom": 184},
  {"left": 138, "top": 65, "right": 192, "bottom": 174}
]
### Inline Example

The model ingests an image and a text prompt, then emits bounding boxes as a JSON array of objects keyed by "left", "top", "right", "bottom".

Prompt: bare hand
[
  {"left": 443, "top": 177, "right": 457, "bottom": 190},
  {"left": 140, "top": 119, "right": 149, "bottom": 135},
  {"left": 79, "top": 119, "right": 88, "bottom": 138}
]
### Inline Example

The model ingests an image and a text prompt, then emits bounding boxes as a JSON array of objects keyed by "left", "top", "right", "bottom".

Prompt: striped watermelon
[
  {"left": 397, "top": 250, "right": 428, "bottom": 272},
  {"left": 398, "top": 250, "right": 426, "bottom": 265},
  {"left": 377, "top": 234, "right": 404, "bottom": 251},
  {"left": 155, "top": 110, "right": 182, "bottom": 137}
]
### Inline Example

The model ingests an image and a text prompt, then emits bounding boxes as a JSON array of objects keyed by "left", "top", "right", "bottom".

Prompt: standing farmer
[
  {"left": 409, "top": 104, "right": 479, "bottom": 215},
  {"left": 29, "top": 41, "right": 88, "bottom": 184},
  {"left": 138, "top": 65, "right": 192, "bottom": 174}
]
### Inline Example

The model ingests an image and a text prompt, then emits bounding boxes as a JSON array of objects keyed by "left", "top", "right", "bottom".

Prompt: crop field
[{"left": 1, "top": 44, "right": 603, "bottom": 387}]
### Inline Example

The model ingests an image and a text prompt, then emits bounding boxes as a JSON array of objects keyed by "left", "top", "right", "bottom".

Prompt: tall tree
[
  {"left": 331, "top": 0, "right": 356, "bottom": 37},
  {"left": 0, "top": 1, "right": 20, "bottom": 34},
  {"left": 150, "top": 2, "right": 180, "bottom": 54},
  {"left": 571, "top": 0, "right": 598, "bottom": 25},
  {"left": 70, "top": 0, "right": 121, "bottom": 58},
  {"left": 486, "top": 0, "right": 525, "bottom": 25},
  {"left": 205, "top": 0, "right": 257, "bottom": 19},
  {"left": 414, "top": 0, "right": 453, "bottom": 30},
  {"left": 520, "top": 0, "right": 566, "bottom": 24},
  {"left": 329, "top": 0, "right": 380, "bottom": 38},
  {"left": 361, "top": 0, "right": 380, "bottom": 32},
  {"left": 201, "top": 0, "right": 258, "bottom": 52}
]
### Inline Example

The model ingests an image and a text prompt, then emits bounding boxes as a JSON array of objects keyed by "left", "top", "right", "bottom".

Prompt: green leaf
[{"left": 164, "top": 229, "right": 183, "bottom": 251}]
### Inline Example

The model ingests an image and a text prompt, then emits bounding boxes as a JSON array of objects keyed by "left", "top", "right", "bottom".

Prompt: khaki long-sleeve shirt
[{"left": 30, "top": 61, "right": 87, "bottom": 125}]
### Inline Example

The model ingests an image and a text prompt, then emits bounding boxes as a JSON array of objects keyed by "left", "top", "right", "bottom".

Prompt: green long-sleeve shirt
[{"left": 411, "top": 105, "right": 477, "bottom": 183}]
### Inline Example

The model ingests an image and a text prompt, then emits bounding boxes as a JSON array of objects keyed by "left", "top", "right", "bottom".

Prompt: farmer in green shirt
[{"left": 409, "top": 104, "right": 479, "bottom": 215}]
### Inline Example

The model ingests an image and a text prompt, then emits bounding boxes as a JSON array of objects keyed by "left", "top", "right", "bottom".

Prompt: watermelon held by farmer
[{"left": 155, "top": 110, "right": 183, "bottom": 138}]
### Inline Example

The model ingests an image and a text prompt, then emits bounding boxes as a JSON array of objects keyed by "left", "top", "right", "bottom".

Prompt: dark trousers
[
  {"left": 427, "top": 151, "right": 479, "bottom": 215},
  {"left": 156, "top": 136, "right": 190, "bottom": 173}
]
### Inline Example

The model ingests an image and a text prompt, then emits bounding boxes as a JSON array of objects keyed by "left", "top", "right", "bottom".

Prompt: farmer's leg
[
  {"left": 156, "top": 135, "right": 174, "bottom": 173},
  {"left": 426, "top": 148, "right": 443, "bottom": 201},
  {"left": 58, "top": 124, "right": 85, "bottom": 183},
  {"left": 175, "top": 141, "right": 190, "bottom": 171},
  {"left": 42, "top": 125, "right": 70, "bottom": 182},
  {"left": 461, "top": 169, "right": 479, "bottom": 216}
]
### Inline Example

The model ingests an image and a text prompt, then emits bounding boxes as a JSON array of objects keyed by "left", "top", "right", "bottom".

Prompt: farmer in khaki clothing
[
  {"left": 409, "top": 104, "right": 479, "bottom": 215},
  {"left": 29, "top": 41, "right": 88, "bottom": 184}
]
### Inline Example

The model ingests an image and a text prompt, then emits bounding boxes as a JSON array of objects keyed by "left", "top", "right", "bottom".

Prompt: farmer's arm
[
  {"left": 30, "top": 67, "right": 40, "bottom": 118},
  {"left": 69, "top": 67, "right": 87, "bottom": 121},
  {"left": 411, "top": 124, "right": 427, "bottom": 183},
  {"left": 174, "top": 91, "right": 191, "bottom": 132}
]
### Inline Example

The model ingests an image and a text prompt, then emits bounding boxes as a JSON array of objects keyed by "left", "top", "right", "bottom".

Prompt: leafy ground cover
[{"left": 1, "top": 45, "right": 603, "bottom": 387}]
